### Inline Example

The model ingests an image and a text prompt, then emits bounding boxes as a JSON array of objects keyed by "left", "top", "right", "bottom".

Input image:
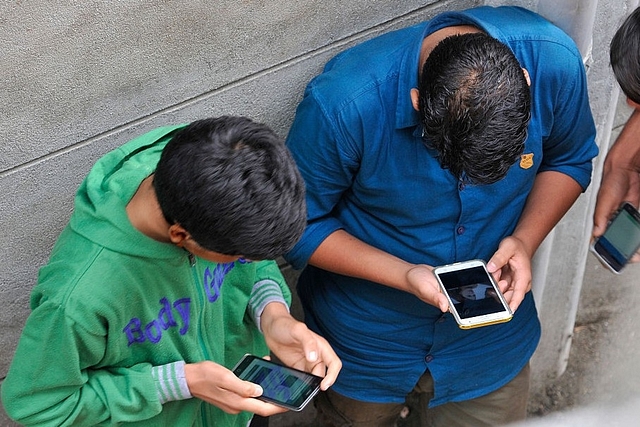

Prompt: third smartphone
[{"left": 591, "top": 202, "right": 640, "bottom": 274}]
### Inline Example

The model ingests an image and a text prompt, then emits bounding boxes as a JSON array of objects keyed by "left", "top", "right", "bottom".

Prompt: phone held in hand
[
  {"left": 433, "top": 259, "right": 513, "bottom": 330},
  {"left": 232, "top": 354, "right": 322, "bottom": 411},
  {"left": 591, "top": 202, "right": 640, "bottom": 274}
]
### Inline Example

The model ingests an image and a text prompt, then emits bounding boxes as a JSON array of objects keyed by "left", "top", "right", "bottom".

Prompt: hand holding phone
[
  {"left": 232, "top": 354, "right": 322, "bottom": 411},
  {"left": 433, "top": 259, "right": 512, "bottom": 329},
  {"left": 591, "top": 202, "right": 640, "bottom": 273}
]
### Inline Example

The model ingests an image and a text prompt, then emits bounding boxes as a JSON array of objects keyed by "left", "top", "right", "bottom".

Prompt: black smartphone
[
  {"left": 591, "top": 202, "right": 640, "bottom": 274},
  {"left": 232, "top": 354, "right": 322, "bottom": 411},
  {"left": 433, "top": 259, "right": 513, "bottom": 329}
]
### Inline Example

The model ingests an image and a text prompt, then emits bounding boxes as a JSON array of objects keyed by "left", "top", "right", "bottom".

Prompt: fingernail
[
  {"left": 254, "top": 385, "right": 263, "bottom": 396},
  {"left": 308, "top": 351, "right": 318, "bottom": 362}
]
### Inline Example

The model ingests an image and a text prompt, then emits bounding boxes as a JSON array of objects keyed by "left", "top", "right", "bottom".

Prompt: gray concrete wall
[{"left": 0, "top": 0, "right": 630, "bottom": 425}]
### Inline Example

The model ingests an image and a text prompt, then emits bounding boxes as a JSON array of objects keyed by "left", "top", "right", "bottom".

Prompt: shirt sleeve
[
  {"left": 283, "top": 87, "right": 361, "bottom": 269},
  {"left": 532, "top": 41, "right": 599, "bottom": 190}
]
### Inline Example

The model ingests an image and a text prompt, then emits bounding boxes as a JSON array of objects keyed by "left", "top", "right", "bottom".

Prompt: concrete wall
[{"left": 0, "top": 0, "right": 630, "bottom": 425}]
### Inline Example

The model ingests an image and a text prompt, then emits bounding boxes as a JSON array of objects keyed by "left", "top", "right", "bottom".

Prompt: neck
[
  {"left": 418, "top": 25, "right": 483, "bottom": 75},
  {"left": 126, "top": 175, "right": 172, "bottom": 243}
]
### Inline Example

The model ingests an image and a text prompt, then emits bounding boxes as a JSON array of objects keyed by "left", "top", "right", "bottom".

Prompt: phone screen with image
[
  {"left": 434, "top": 259, "right": 512, "bottom": 329},
  {"left": 232, "top": 355, "right": 322, "bottom": 411}
]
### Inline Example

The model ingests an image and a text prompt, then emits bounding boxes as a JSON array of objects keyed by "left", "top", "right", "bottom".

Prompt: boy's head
[
  {"left": 611, "top": 6, "right": 640, "bottom": 106},
  {"left": 153, "top": 116, "right": 306, "bottom": 260},
  {"left": 417, "top": 33, "right": 531, "bottom": 185}
]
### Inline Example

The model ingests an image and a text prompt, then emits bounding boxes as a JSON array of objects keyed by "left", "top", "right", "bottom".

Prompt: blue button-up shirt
[{"left": 285, "top": 6, "right": 598, "bottom": 406}]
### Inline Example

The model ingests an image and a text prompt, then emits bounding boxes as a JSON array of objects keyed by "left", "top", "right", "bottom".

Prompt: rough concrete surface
[{"left": 526, "top": 254, "right": 640, "bottom": 419}]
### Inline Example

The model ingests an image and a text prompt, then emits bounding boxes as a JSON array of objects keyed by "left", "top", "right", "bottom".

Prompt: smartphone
[
  {"left": 591, "top": 202, "right": 640, "bottom": 274},
  {"left": 232, "top": 354, "right": 322, "bottom": 411},
  {"left": 433, "top": 259, "right": 513, "bottom": 329}
]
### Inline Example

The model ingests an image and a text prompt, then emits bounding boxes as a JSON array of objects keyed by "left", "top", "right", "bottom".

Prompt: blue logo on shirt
[{"left": 122, "top": 262, "right": 237, "bottom": 346}]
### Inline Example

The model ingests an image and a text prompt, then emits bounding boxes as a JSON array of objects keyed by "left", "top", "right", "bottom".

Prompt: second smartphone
[
  {"left": 433, "top": 259, "right": 512, "bottom": 329},
  {"left": 232, "top": 354, "right": 322, "bottom": 411}
]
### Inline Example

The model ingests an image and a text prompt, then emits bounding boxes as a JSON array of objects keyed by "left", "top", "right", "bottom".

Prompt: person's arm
[
  {"left": 187, "top": 262, "right": 340, "bottom": 416},
  {"left": 259, "top": 302, "right": 342, "bottom": 391},
  {"left": 284, "top": 90, "right": 449, "bottom": 311},
  {"left": 593, "top": 108, "right": 640, "bottom": 254},
  {"left": 488, "top": 171, "right": 583, "bottom": 312},
  {"left": 1, "top": 303, "right": 165, "bottom": 426},
  {"left": 308, "top": 230, "right": 450, "bottom": 311},
  {"left": 184, "top": 360, "right": 290, "bottom": 417},
  {"left": 244, "top": 262, "right": 341, "bottom": 391}
]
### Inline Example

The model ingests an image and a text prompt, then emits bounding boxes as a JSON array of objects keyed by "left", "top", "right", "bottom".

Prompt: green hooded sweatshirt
[{"left": 1, "top": 125, "right": 292, "bottom": 426}]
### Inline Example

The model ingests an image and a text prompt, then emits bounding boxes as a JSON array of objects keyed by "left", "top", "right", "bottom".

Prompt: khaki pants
[{"left": 313, "top": 364, "right": 530, "bottom": 427}]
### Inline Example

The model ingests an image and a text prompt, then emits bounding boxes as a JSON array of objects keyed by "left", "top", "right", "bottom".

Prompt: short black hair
[
  {"left": 611, "top": 7, "right": 640, "bottom": 104},
  {"left": 418, "top": 33, "right": 531, "bottom": 185},
  {"left": 153, "top": 116, "right": 306, "bottom": 260}
]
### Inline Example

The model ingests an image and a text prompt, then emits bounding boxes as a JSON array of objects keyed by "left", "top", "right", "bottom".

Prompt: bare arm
[
  {"left": 488, "top": 171, "right": 583, "bottom": 311},
  {"left": 593, "top": 109, "right": 640, "bottom": 237},
  {"left": 308, "top": 230, "right": 450, "bottom": 311}
]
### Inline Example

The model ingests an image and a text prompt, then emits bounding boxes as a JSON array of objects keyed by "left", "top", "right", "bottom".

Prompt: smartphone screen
[
  {"left": 591, "top": 202, "right": 640, "bottom": 273},
  {"left": 232, "top": 354, "right": 322, "bottom": 411},
  {"left": 434, "top": 259, "right": 512, "bottom": 329}
]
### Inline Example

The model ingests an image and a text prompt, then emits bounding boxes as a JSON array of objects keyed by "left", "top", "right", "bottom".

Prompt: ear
[
  {"left": 522, "top": 68, "right": 531, "bottom": 86},
  {"left": 168, "top": 223, "right": 191, "bottom": 247},
  {"left": 410, "top": 88, "right": 420, "bottom": 112}
]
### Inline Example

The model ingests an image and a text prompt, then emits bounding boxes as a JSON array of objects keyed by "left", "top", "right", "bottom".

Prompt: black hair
[
  {"left": 153, "top": 116, "right": 306, "bottom": 260},
  {"left": 611, "top": 7, "right": 640, "bottom": 104},
  {"left": 418, "top": 33, "right": 531, "bottom": 185}
]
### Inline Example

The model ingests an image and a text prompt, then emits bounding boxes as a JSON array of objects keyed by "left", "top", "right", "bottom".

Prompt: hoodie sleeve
[
  {"left": 247, "top": 260, "right": 292, "bottom": 331},
  {"left": 151, "top": 361, "right": 192, "bottom": 403},
  {"left": 1, "top": 301, "right": 163, "bottom": 426}
]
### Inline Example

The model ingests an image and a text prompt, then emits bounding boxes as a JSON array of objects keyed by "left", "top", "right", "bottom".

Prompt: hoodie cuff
[
  {"left": 248, "top": 279, "right": 289, "bottom": 332},
  {"left": 151, "top": 361, "right": 192, "bottom": 404}
]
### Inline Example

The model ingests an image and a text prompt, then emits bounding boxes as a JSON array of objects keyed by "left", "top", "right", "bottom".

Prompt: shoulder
[{"left": 305, "top": 23, "right": 424, "bottom": 111}]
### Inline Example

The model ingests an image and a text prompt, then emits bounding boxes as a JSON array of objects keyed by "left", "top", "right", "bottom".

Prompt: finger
[
  {"left": 319, "top": 355, "right": 342, "bottom": 391},
  {"left": 593, "top": 192, "right": 618, "bottom": 237},
  {"left": 436, "top": 292, "right": 449, "bottom": 313},
  {"left": 508, "top": 284, "right": 526, "bottom": 313},
  {"left": 593, "top": 172, "right": 629, "bottom": 237},
  {"left": 288, "top": 322, "right": 321, "bottom": 365},
  {"left": 487, "top": 245, "right": 512, "bottom": 274},
  {"left": 491, "top": 268, "right": 503, "bottom": 283},
  {"left": 237, "top": 380, "right": 263, "bottom": 398},
  {"left": 241, "top": 398, "right": 289, "bottom": 417},
  {"left": 497, "top": 278, "right": 510, "bottom": 295}
]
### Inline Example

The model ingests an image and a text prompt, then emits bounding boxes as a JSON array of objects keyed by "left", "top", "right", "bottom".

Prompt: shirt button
[
  {"left": 424, "top": 355, "right": 434, "bottom": 363},
  {"left": 457, "top": 226, "right": 465, "bottom": 235},
  {"left": 458, "top": 182, "right": 465, "bottom": 191}
]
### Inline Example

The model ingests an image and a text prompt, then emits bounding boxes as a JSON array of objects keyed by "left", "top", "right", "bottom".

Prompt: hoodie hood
[{"left": 69, "top": 124, "right": 187, "bottom": 258}]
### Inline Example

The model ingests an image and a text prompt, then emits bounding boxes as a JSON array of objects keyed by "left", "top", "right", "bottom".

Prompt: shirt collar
[{"left": 395, "top": 9, "right": 502, "bottom": 131}]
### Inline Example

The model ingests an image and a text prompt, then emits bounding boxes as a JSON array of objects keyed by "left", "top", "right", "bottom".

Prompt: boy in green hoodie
[{"left": 1, "top": 116, "right": 341, "bottom": 426}]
